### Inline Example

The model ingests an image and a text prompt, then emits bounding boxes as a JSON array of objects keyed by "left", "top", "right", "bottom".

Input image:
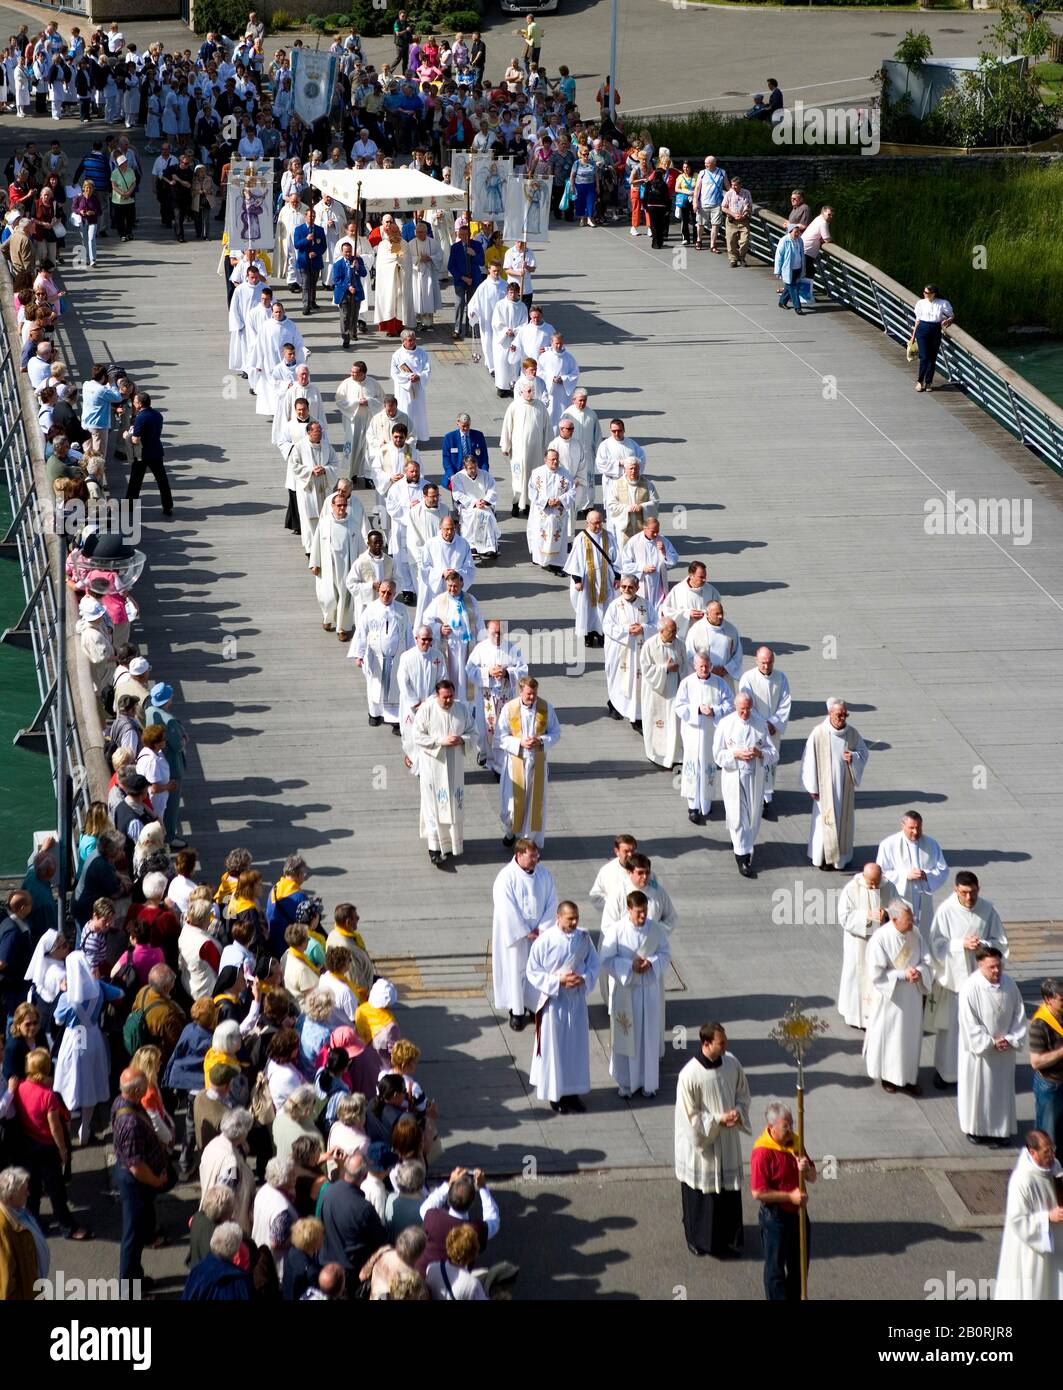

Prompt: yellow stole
[
  {"left": 584, "top": 532, "right": 606, "bottom": 607},
  {"left": 329, "top": 971, "right": 367, "bottom": 1005},
  {"left": 333, "top": 926, "right": 367, "bottom": 953},
  {"left": 356, "top": 1003, "right": 394, "bottom": 1043},
  {"left": 1033, "top": 1004, "right": 1063, "bottom": 1040},
  {"left": 508, "top": 698, "right": 549, "bottom": 835}
]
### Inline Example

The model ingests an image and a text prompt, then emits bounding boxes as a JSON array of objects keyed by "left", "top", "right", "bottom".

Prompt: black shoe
[
  {"left": 818, "top": 863, "right": 836, "bottom": 872},
  {"left": 502, "top": 834, "right": 516, "bottom": 848},
  {"left": 391, "top": 723, "right": 401, "bottom": 736},
  {"left": 342, "top": 337, "right": 350, "bottom": 349},
  {"left": 584, "top": 636, "right": 594, "bottom": 648},
  {"left": 511, "top": 502, "right": 520, "bottom": 518},
  {"left": 761, "top": 802, "right": 777, "bottom": 821},
  {"left": 606, "top": 702, "right": 623, "bottom": 721},
  {"left": 498, "top": 387, "right": 509, "bottom": 398},
  {"left": 932, "top": 1071, "right": 950, "bottom": 1090},
  {"left": 794, "top": 308, "right": 805, "bottom": 316},
  {"left": 368, "top": 715, "right": 383, "bottom": 727},
  {"left": 737, "top": 855, "right": 756, "bottom": 878},
  {"left": 401, "top": 591, "right": 416, "bottom": 605},
  {"left": 565, "top": 1095, "right": 585, "bottom": 1113},
  {"left": 686, "top": 1242, "right": 707, "bottom": 1257},
  {"left": 510, "top": 1012, "right": 527, "bottom": 1032},
  {"left": 688, "top": 809, "right": 704, "bottom": 825},
  {"left": 546, "top": 564, "right": 565, "bottom": 576},
  {"left": 966, "top": 1133, "right": 983, "bottom": 1145},
  {"left": 631, "top": 719, "right": 643, "bottom": 734},
  {"left": 549, "top": 1100, "right": 562, "bottom": 1112},
  {"left": 429, "top": 849, "right": 443, "bottom": 866}
]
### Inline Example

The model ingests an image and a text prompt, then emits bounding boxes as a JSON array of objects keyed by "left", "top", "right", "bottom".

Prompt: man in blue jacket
[
  {"left": 332, "top": 239, "right": 367, "bottom": 349},
  {"left": 292, "top": 207, "right": 327, "bottom": 314},
  {"left": 441, "top": 412, "right": 490, "bottom": 489},
  {"left": 447, "top": 223, "right": 484, "bottom": 341}
]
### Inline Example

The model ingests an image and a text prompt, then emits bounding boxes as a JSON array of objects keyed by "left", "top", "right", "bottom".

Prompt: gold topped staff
[{"left": 769, "top": 1001, "right": 828, "bottom": 1300}]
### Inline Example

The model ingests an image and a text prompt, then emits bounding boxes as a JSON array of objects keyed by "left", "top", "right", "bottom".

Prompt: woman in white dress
[
  {"left": 53, "top": 951, "right": 125, "bottom": 1144},
  {"left": 145, "top": 86, "right": 162, "bottom": 150}
]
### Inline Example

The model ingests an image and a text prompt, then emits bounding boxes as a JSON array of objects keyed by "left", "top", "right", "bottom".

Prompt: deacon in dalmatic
[
  {"left": 526, "top": 901, "right": 599, "bottom": 1115},
  {"left": 800, "top": 698, "right": 869, "bottom": 871}
]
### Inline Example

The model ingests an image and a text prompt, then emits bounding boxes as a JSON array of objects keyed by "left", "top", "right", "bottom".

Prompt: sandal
[{"left": 65, "top": 1226, "right": 93, "bottom": 1241}]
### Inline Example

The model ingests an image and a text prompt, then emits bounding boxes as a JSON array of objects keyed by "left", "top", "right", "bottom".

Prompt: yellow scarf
[
  {"left": 214, "top": 873, "right": 238, "bottom": 904},
  {"left": 356, "top": 1003, "right": 394, "bottom": 1044},
  {"left": 333, "top": 925, "right": 367, "bottom": 953},
  {"left": 202, "top": 1046, "right": 243, "bottom": 1090},
  {"left": 329, "top": 971, "right": 367, "bottom": 1005},
  {"left": 508, "top": 698, "right": 549, "bottom": 836},
  {"left": 584, "top": 531, "right": 606, "bottom": 607},
  {"left": 1033, "top": 1004, "right": 1063, "bottom": 1040},
  {"left": 288, "top": 948, "right": 320, "bottom": 976},
  {"left": 752, "top": 1127, "right": 798, "bottom": 1155},
  {"left": 272, "top": 875, "right": 301, "bottom": 904}
]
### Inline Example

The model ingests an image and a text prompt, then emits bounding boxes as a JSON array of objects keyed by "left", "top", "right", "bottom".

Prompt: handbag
[
  {"left": 558, "top": 182, "right": 572, "bottom": 212},
  {"left": 52, "top": 220, "right": 66, "bottom": 237}
]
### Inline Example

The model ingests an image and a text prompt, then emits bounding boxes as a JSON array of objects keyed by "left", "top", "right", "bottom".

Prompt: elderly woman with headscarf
[
  {"left": 24, "top": 927, "right": 71, "bottom": 1047},
  {"left": 355, "top": 979, "right": 401, "bottom": 1063},
  {"left": 53, "top": 950, "right": 125, "bottom": 1144}
]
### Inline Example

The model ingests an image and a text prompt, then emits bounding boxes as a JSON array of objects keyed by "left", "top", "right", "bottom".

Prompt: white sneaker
[{"left": 629, "top": 226, "right": 638, "bottom": 237}]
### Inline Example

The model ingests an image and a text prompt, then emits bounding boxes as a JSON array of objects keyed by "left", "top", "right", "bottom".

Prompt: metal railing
[
  {"left": 0, "top": 271, "right": 100, "bottom": 870},
  {"left": 747, "top": 208, "right": 1063, "bottom": 478}
]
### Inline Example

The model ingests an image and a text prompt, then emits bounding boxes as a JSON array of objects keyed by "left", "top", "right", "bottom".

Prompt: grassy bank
[
  {"left": 645, "top": 110, "right": 868, "bottom": 155},
  {"left": 794, "top": 165, "right": 1063, "bottom": 345}
]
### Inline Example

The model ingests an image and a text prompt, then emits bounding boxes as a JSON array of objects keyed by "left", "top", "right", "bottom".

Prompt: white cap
[{"left": 79, "top": 597, "right": 106, "bottom": 622}]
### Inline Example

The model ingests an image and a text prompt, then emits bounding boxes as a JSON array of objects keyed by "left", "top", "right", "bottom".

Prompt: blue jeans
[
  {"left": 1034, "top": 1073, "right": 1063, "bottom": 1152},
  {"left": 113, "top": 1165, "right": 156, "bottom": 1281},
  {"left": 759, "top": 1205, "right": 807, "bottom": 1301},
  {"left": 778, "top": 279, "right": 803, "bottom": 310},
  {"left": 915, "top": 320, "right": 942, "bottom": 386},
  {"left": 80, "top": 221, "right": 98, "bottom": 264}
]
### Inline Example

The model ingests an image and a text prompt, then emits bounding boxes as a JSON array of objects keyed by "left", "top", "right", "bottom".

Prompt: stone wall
[{"left": 670, "top": 153, "right": 1063, "bottom": 213}]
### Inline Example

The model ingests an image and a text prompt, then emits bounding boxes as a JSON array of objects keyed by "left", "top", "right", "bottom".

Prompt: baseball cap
[
  {"left": 128, "top": 656, "right": 151, "bottom": 676},
  {"left": 367, "top": 1142, "right": 397, "bottom": 1170}
]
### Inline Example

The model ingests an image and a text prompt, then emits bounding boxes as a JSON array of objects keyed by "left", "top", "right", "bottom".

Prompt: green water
[
  {"left": 996, "top": 340, "right": 1063, "bottom": 412},
  {"left": 0, "top": 488, "right": 55, "bottom": 874}
]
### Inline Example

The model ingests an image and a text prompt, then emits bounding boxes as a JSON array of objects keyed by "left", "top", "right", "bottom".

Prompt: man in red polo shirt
[{"left": 750, "top": 1101, "right": 816, "bottom": 1300}]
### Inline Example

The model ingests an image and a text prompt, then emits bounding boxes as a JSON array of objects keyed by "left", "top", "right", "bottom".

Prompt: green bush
[
  {"left": 268, "top": 8, "right": 296, "bottom": 29},
  {"left": 804, "top": 165, "right": 1063, "bottom": 343},
  {"left": 193, "top": 0, "right": 252, "bottom": 35},
  {"left": 438, "top": 8, "right": 482, "bottom": 30}
]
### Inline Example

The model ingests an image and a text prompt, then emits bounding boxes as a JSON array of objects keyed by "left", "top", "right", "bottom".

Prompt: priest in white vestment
[
  {"left": 373, "top": 224, "right": 414, "bottom": 334},
  {"left": 595, "top": 421, "right": 647, "bottom": 486},
  {"left": 994, "top": 1133, "right": 1063, "bottom": 1300},
  {"left": 290, "top": 422, "right": 340, "bottom": 553},
  {"left": 738, "top": 646, "right": 791, "bottom": 818},
  {"left": 800, "top": 699, "right": 870, "bottom": 871},
  {"left": 661, "top": 562, "right": 722, "bottom": 642},
  {"left": 837, "top": 863, "right": 896, "bottom": 1029},
  {"left": 605, "top": 461, "right": 659, "bottom": 549},
  {"left": 598, "top": 855, "right": 679, "bottom": 942},
  {"left": 527, "top": 902, "right": 600, "bottom": 1113},
  {"left": 538, "top": 334, "right": 579, "bottom": 430},
  {"left": 713, "top": 694, "right": 779, "bottom": 877},
  {"left": 382, "top": 453, "right": 425, "bottom": 596},
  {"left": 958, "top": 948, "right": 1026, "bottom": 1142},
  {"left": 365, "top": 399, "right": 412, "bottom": 487},
  {"left": 685, "top": 601, "right": 743, "bottom": 691},
  {"left": 468, "top": 262, "right": 507, "bottom": 373},
  {"left": 526, "top": 450, "right": 574, "bottom": 569},
  {"left": 621, "top": 517, "right": 678, "bottom": 616},
  {"left": 263, "top": 349, "right": 300, "bottom": 428},
  {"left": 410, "top": 223, "right": 444, "bottom": 327},
  {"left": 490, "top": 283, "right": 528, "bottom": 390},
  {"left": 423, "top": 572, "right": 485, "bottom": 705},
  {"left": 639, "top": 618, "right": 687, "bottom": 770},
  {"left": 412, "top": 680, "right": 471, "bottom": 864},
  {"left": 389, "top": 331, "right": 432, "bottom": 444},
  {"left": 589, "top": 836, "right": 639, "bottom": 932},
  {"left": 276, "top": 193, "right": 304, "bottom": 285},
  {"left": 600, "top": 895, "right": 672, "bottom": 1099},
  {"left": 272, "top": 366, "right": 326, "bottom": 446},
  {"left": 550, "top": 419, "right": 591, "bottom": 535},
  {"left": 675, "top": 652, "right": 733, "bottom": 824},
  {"left": 560, "top": 390, "right": 602, "bottom": 500},
  {"left": 492, "top": 842, "right": 558, "bottom": 1029},
  {"left": 511, "top": 308, "right": 554, "bottom": 365},
  {"left": 247, "top": 304, "right": 306, "bottom": 397},
  {"left": 397, "top": 626, "right": 447, "bottom": 773},
  {"left": 876, "top": 811, "right": 950, "bottom": 941},
  {"left": 227, "top": 267, "right": 263, "bottom": 371},
  {"left": 404, "top": 483, "right": 450, "bottom": 602},
  {"left": 345, "top": 531, "right": 394, "bottom": 628},
  {"left": 450, "top": 457, "right": 499, "bottom": 559},
  {"left": 499, "top": 382, "right": 551, "bottom": 514},
  {"left": 335, "top": 362, "right": 382, "bottom": 482},
  {"left": 468, "top": 619, "right": 528, "bottom": 775},
  {"left": 675, "top": 1023, "right": 751, "bottom": 1258},
  {"left": 863, "top": 901, "right": 932, "bottom": 1093},
  {"left": 603, "top": 577, "right": 656, "bottom": 728},
  {"left": 499, "top": 676, "right": 561, "bottom": 849},
  {"left": 349, "top": 580, "right": 412, "bottom": 726},
  {"left": 929, "top": 873, "right": 1009, "bottom": 1086},
  {"left": 416, "top": 513, "right": 472, "bottom": 626},
  {"left": 564, "top": 510, "right": 617, "bottom": 646},
  {"left": 308, "top": 489, "right": 365, "bottom": 638}
]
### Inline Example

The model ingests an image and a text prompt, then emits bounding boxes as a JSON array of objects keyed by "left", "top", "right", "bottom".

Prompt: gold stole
[
  {"left": 289, "top": 948, "right": 320, "bottom": 976},
  {"left": 891, "top": 930, "right": 916, "bottom": 972},
  {"left": 1034, "top": 1004, "right": 1063, "bottom": 1040},
  {"left": 813, "top": 722, "right": 858, "bottom": 867},
  {"left": 584, "top": 532, "right": 606, "bottom": 607},
  {"left": 509, "top": 698, "right": 549, "bottom": 835}
]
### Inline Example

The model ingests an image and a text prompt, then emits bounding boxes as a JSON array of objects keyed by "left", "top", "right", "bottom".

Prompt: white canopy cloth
[{"left": 311, "top": 167, "right": 465, "bottom": 213}]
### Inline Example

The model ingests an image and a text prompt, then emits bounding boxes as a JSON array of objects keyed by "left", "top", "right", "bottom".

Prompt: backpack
[
  {"left": 122, "top": 990, "right": 167, "bottom": 1057},
  {"left": 249, "top": 1068, "right": 276, "bottom": 1127}
]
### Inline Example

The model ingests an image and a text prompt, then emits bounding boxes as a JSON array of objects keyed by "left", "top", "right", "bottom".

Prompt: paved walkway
[{"left": 28, "top": 102, "right": 1063, "bottom": 1178}]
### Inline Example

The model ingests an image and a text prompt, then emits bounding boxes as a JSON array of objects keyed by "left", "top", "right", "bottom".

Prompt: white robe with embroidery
[
  {"left": 498, "top": 698, "right": 561, "bottom": 848},
  {"left": 308, "top": 502, "right": 365, "bottom": 629},
  {"left": 537, "top": 348, "right": 579, "bottom": 430},
  {"left": 290, "top": 438, "right": 340, "bottom": 551},
  {"left": 499, "top": 395, "right": 551, "bottom": 511},
  {"left": 675, "top": 673, "right": 732, "bottom": 814},
  {"left": 600, "top": 919, "right": 671, "bottom": 1095},
  {"left": 603, "top": 595, "right": 656, "bottom": 722},
  {"left": 863, "top": 924, "right": 931, "bottom": 1088},
  {"left": 335, "top": 374, "right": 383, "bottom": 480},
  {"left": 349, "top": 599, "right": 412, "bottom": 720},
  {"left": 492, "top": 859, "right": 558, "bottom": 1016},
  {"left": 389, "top": 346, "right": 432, "bottom": 443},
  {"left": 412, "top": 697, "right": 471, "bottom": 853},
  {"left": 526, "top": 463, "right": 573, "bottom": 566},
  {"left": 928, "top": 895, "right": 1009, "bottom": 1083},
  {"left": 639, "top": 634, "right": 687, "bottom": 768},
  {"left": 450, "top": 468, "right": 499, "bottom": 555},
  {"left": 563, "top": 529, "right": 617, "bottom": 637},
  {"left": 712, "top": 710, "right": 778, "bottom": 856},
  {"left": 467, "top": 638, "right": 527, "bottom": 775}
]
